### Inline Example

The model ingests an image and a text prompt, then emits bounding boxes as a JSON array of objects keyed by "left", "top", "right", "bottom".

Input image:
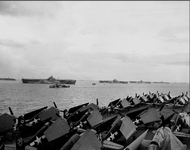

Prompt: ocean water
[{"left": 0, "top": 80, "right": 189, "bottom": 116}]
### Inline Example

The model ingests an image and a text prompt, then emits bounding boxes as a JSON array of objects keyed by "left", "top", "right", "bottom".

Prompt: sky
[{"left": 0, "top": 1, "right": 189, "bottom": 82}]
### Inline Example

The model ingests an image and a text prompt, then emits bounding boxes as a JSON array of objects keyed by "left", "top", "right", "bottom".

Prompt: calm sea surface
[{"left": 0, "top": 80, "right": 189, "bottom": 116}]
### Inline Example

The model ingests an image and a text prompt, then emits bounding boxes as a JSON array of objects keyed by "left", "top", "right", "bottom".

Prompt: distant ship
[
  {"left": 22, "top": 76, "right": 76, "bottom": 84},
  {"left": 129, "top": 80, "right": 151, "bottom": 84},
  {"left": 0, "top": 78, "right": 16, "bottom": 81},
  {"left": 153, "top": 81, "right": 169, "bottom": 84},
  {"left": 99, "top": 79, "right": 128, "bottom": 84}
]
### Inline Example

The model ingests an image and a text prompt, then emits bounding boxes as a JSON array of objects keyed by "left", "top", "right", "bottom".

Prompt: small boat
[
  {"left": 92, "top": 83, "right": 96, "bottom": 85},
  {"left": 49, "top": 83, "right": 70, "bottom": 88}
]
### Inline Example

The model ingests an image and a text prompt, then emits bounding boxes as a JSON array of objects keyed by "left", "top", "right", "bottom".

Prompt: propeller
[
  {"left": 53, "top": 102, "right": 58, "bottom": 108},
  {"left": 159, "top": 103, "right": 165, "bottom": 111},
  {"left": 53, "top": 102, "right": 65, "bottom": 112},
  {"left": 9, "top": 107, "right": 14, "bottom": 116},
  {"left": 96, "top": 98, "right": 99, "bottom": 106}
]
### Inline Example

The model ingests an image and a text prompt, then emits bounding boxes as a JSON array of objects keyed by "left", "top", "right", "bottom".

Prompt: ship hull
[{"left": 22, "top": 79, "right": 76, "bottom": 85}]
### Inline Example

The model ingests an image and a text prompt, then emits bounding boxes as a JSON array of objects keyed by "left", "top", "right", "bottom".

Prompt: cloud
[
  {"left": 0, "top": 38, "right": 72, "bottom": 79},
  {"left": 144, "top": 53, "right": 189, "bottom": 66},
  {"left": 0, "top": 1, "right": 189, "bottom": 82},
  {"left": 0, "top": 1, "right": 62, "bottom": 17},
  {"left": 0, "top": 48, "right": 27, "bottom": 78},
  {"left": 0, "top": 38, "right": 25, "bottom": 48},
  {"left": 71, "top": 51, "right": 189, "bottom": 82},
  {"left": 97, "top": 51, "right": 189, "bottom": 67},
  {"left": 158, "top": 25, "right": 189, "bottom": 43}
]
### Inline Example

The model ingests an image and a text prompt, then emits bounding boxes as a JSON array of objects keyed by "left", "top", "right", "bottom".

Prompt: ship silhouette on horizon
[{"left": 22, "top": 76, "right": 76, "bottom": 85}]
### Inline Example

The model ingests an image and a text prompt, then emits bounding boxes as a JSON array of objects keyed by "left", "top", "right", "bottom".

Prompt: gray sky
[{"left": 0, "top": 1, "right": 189, "bottom": 82}]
